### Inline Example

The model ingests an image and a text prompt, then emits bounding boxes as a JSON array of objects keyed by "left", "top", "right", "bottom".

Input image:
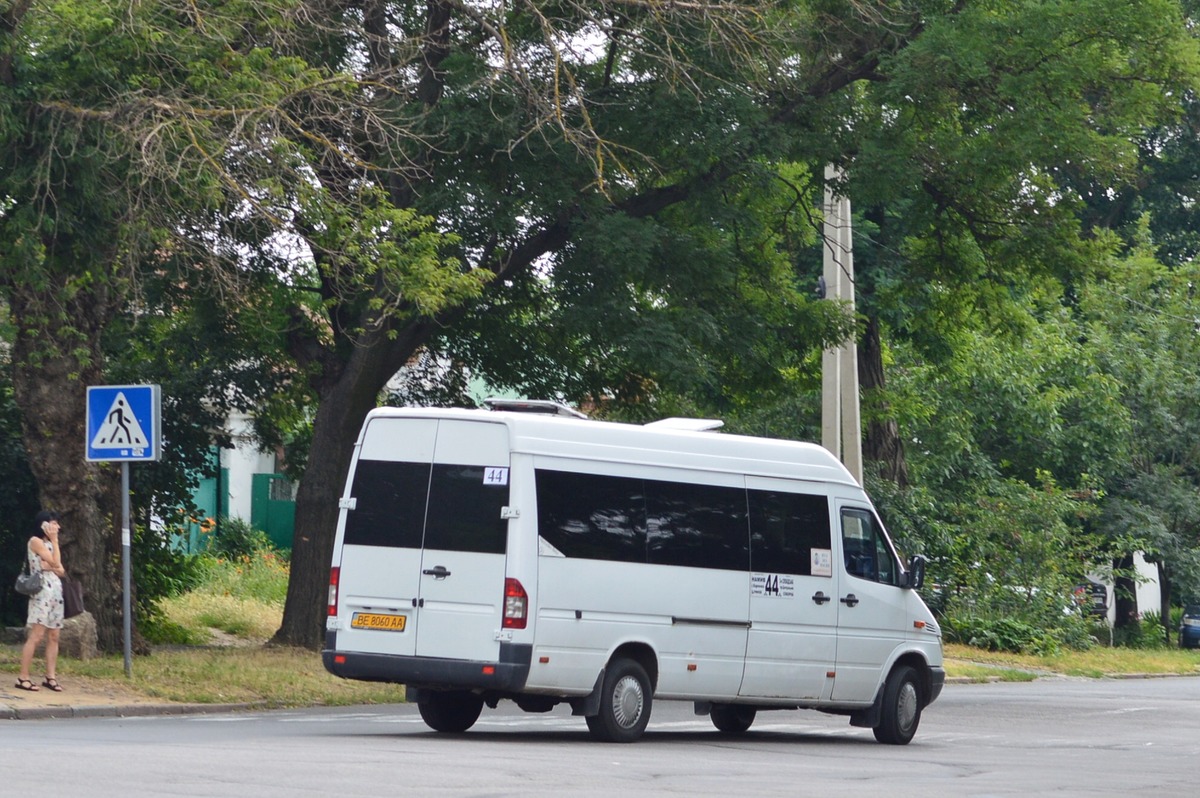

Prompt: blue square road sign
[{"left": 86, "top": 385, "right": 162, "bottom": 462}]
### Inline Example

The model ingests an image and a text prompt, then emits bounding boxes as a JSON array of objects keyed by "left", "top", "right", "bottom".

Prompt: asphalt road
[{"left": 1, "top": 676, "right": 1196, "bottom": 797}]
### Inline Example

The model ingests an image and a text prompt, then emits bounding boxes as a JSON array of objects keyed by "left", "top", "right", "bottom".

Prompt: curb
[{"left": 0, "top": 702, "right": 262, "bottom": 721}]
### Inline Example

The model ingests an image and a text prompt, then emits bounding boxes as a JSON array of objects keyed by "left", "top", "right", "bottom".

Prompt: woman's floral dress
[{"left": 26, "top": 539, "right": 64, "bottom": 629}]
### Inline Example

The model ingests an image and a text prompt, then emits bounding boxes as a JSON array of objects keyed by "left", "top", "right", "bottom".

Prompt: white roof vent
[
  {"left": 643, "top": 417, "right": 725, "bottom": 432},
  {"left": 483, "top": 398, "right": 588, "bottom": 419}
]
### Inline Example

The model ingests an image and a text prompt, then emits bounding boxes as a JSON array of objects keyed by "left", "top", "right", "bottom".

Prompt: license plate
[{"left": 351, "top": 612, "right": 407, "bottom": 631}]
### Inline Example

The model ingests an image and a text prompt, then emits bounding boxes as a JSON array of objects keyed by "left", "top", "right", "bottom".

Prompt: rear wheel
[
  {"left": 872, "top": 665, "right": 922, "bottom": 745},
  {"left": 586, "top": 658, "right": 652, "bottom": 743},
  {"left": 710, "top": 704, "right": 756, "bottom": 734},
  {"left": 417, "top": 690, "right": 484, "bottom": 733}
]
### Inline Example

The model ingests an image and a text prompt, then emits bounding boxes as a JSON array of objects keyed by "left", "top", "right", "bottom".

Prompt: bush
[
  {"left": 943, "top": 615, "right": 1080, "bottom": 656},
  {"left": 1136, "top": 611, "right": 1172, "bottom": 648},
  {"left": 139, "top": 613, "right": 212, "bottom": 646},
  {"left": 209, "top": 516, "right": 273, "bottom": 560},
  {"left": 202, "top": 547, "right": 289, "bottom": 605}
]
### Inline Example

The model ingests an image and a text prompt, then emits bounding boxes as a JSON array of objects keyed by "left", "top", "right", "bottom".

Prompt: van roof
[{"left": 362, "top": 406, "right": 859, "bottom": 487}]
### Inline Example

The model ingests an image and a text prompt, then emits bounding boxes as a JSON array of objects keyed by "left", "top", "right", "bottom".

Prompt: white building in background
[
  {"left": 179, "top": 410, "right": 294, "bottom": 552},
  {"left": 220, "top": 410, "right": 277, "bottom": 522}
]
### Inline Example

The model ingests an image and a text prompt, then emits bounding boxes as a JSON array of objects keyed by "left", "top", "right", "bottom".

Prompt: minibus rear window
[
  {"left": 343, "top": 460, "right": 431, "bottom": 548},
  {"left": 423, "top": 464, "right": 509, "bottom": 554}
]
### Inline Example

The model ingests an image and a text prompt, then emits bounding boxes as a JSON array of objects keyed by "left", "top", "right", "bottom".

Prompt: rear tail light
[
  {"left": 327, "top": 567, "right": 340, "bottom": 616},
  {"left": 503, "top": 578, "right": 528, "bottom": 629}
]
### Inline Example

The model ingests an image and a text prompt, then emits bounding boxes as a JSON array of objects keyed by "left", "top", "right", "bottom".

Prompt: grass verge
[
  {"left": 1, "top": 644, "right": 407, "bottom": 707},
  {"left": 944, "top": 642, "right": 1200, "bottom": 681}
]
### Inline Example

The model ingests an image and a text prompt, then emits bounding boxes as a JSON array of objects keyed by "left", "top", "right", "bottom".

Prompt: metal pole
[{"left": 121, "top": 461, "right": 133, "bottom": 678}]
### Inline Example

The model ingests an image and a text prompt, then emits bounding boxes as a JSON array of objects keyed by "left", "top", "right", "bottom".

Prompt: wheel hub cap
[{"left": 612, "top": 676, "right": 645, "bottom": 728}]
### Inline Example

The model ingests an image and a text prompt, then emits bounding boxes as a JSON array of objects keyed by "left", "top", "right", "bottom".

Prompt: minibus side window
[
  {"left": 423, "top": 464, "right": 509, "bottom": 554},
  {"left": 841, "top": 509, "right": 900, "bottom": 586},
  {"left": 343, "top": 460, "right": 431, "bottom": 549},
  {"left": 536, "top": 470, "right": 647, "bottom": 563},
  {"left": 645, "top": 480, "right": 750, "bottom": 571},
  {"left": 748, "top": 490, "right": 831, "bottom": 576}
]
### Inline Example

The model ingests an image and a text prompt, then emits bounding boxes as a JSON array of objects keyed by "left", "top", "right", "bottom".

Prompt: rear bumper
[{"left": 322, "top": 632, "right": 532, "bottom": 692}]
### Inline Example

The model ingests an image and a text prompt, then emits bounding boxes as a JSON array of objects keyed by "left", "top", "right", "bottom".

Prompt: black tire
[
  {"left": 585, "top": 658, "right": 653, "bottom": 743},
  {"left": 710, "top": 704, "right": 756, "bottom": 734},
  {"left": 873, "top": 665, "right": 922, "bottom": 745},
  {"left": 417, "top": 690, "right": 484, "bottom": 733}
]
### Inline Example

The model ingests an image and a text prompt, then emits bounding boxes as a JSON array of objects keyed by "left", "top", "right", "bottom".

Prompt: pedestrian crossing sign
[{"left": 86, "top": 385, "right": 161, "bottom": 462}]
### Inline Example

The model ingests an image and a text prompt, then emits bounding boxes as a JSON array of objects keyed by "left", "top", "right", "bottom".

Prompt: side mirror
[{"left": 902, "top": 555, "right": 927, "bottom": 590}]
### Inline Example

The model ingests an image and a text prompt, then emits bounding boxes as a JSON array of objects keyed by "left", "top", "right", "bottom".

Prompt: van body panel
[
  {"left": 832, "top": 502, "right": 913, "bottom": 702},
  {"left": 324, "top": 407, "right": 944, "bottom": 741},
  {"left": 330, "top": 416, "right": 510, "bottom": 665},
  {"left": 413, "top": 420, "right": 510, "bottom": 662},
  {"left": 738, "top": 476, "right": 839, "bottom": 701}
]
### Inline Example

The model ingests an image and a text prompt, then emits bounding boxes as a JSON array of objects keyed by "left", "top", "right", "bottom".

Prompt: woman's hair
[{"left": 33, "top": 510, "right": 61, "bottom": 538}]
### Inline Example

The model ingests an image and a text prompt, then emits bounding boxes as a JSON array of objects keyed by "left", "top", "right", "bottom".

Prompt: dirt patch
[{"left": 3, "top": 673, "right": 163, "bottom": 708}]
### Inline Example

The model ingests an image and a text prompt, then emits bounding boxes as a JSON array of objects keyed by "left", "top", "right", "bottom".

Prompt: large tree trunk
[
  {"left": 9, "top": 277, "right": 124, "bottom": 652},
  {"left": 1113, "top": 553, "right": 1139, "bottom": 633},
  {"left": 859, "top": 315, "right": 909, "bottom": 487}
]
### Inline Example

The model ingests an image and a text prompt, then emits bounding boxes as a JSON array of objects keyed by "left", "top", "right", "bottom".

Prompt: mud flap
[
  {"left": 570, "top": 668, "right": 606, "bottom": 717},
  {"left": 849, "top": 684, "right": 884, "bottom": 728}
]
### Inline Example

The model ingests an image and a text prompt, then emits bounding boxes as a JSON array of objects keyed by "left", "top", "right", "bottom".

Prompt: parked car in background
[{"left": 1181, "top": 605, "right": 1200, "bottom": 650}]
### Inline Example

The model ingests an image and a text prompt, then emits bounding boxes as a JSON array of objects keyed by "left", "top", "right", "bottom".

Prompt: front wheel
[
  {"left": 417, "top": 690, "right": 484, "bottom": 733},
  {"left": 873, "top": 665, "right": 922, "bottom": 745},
  {"left": 710, "top": 704, "right": 756, "bottom": 734},
  {"left": 586, "top": 658, "right": 653, "bottom": 743}
]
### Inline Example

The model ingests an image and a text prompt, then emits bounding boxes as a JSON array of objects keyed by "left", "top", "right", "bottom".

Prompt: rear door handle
[
  {"left": 812, "top": 591, "right": 831, "bottom": 605},
  {"left": 422, "top": 565, "right": 451, "bottom": 579},
  {"left": 840, "top": 594, "right": 859, "bottom": 607}
]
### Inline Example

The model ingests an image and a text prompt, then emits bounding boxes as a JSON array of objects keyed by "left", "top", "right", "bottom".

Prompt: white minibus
[{"left": 323, "top": 402, "right": 944, "bottom": 743}]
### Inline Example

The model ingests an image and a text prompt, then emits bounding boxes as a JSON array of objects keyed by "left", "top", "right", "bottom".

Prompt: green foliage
[
  {"left": 137, "top": 614, "right": 212, "bottom": 646},
  {"left": 207, "top": 517, "right": 275, "bottom": 563},
  {"left": 896, "top": 474, "right": 1106, "bottom": 654},
  {"left": 142, "top": 535, "right": 288, "bottom": 644},
  {"left": 1111, "top": 619, "right": 1151, "bottom": 649},
  {"left": 199, "top": 546, "right": 290, "bottom": 606},
  {"left": 132, "top": 524, "right": 208, "bottom": 608},
  {"left": 0, "top": 365, "right": 39, "bottom": 627},
  {"left": 943, "top": 615, "right": 1091, "bottom": 657}
]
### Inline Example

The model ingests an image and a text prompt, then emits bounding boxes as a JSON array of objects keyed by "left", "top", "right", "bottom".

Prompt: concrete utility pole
[{"left": 821, "top": 165, "right": 863, "bottom": 485}]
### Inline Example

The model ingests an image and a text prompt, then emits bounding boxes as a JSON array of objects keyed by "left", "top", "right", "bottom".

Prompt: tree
[
  {"left": 0, "top": 0, "right": 447, "bottom": 648},
  {"left": 5, "top": 1, "right": 1198, "bottom": 652},
  {"left": 1077, "top": 244, "right": 1200, "bottom": 637}
]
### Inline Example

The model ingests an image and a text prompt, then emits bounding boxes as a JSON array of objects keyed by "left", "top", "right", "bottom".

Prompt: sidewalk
[{"left": 1, "top": 674, "right": 257, "bottom": 720}]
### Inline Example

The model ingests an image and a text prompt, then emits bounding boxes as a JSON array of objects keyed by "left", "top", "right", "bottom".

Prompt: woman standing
[{"left": 15, "top": 510, "right": 67, "bottom": 692}]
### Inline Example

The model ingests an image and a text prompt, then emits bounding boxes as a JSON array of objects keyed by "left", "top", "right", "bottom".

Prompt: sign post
[{"left": 86, "top": 384, "right": 161, "bottom": 677}]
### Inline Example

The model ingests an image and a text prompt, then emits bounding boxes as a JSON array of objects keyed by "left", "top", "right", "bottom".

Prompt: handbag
[
  {"left": 14, "top": 560, "right": 44, "bottom": 596},
  {"left": 63, "top": 575, "right": 85, "bottom": 619}
]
